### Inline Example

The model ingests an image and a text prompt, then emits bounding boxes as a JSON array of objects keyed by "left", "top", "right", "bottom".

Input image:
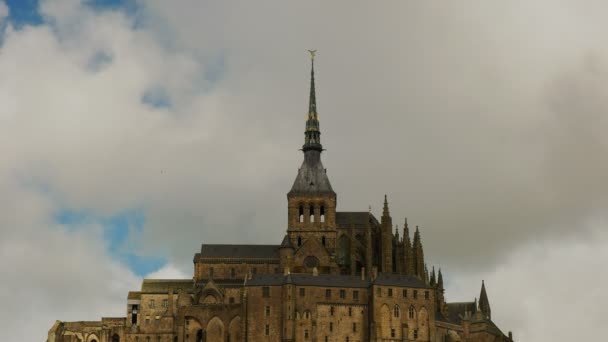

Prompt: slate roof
[
  {"left": 373, "top": 273, "right": 433, "bottom": 288},
  {"left": 336, "top": 212, "right": 380, "bottom": 229},
  {"left": 246, "top": 273, "right": 371, "bottom": 288},
  {"left": 437, "top": 301, "right": 476, "bottom": 325},
  {"left": 141, "top": 279, "right": 193, "bottom": 293},
  {"left": 199, "top": 244, "right": 280, "bottom": 259},
  {"left": 246, "top": 273, "right": 432, "bottom": 289},
  {"left": 127, "top": 291, "right": 141, "bottom": 300},
  {"left": 288, "top": 151, "right": 335, "bottom": 196}
]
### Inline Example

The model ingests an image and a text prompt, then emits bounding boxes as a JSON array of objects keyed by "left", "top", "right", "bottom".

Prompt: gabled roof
[
  {"left": 198, "top": 244, "right": 280, "bottom": 259},
  {"left": 141, "top": 279, "right": 193, "bottom": 293},
  {"left": 373, "top": 273, "right": 432, "bottom": 288},
  {"left": 336, "top": 212, "right": 380, "bottom": 229}
]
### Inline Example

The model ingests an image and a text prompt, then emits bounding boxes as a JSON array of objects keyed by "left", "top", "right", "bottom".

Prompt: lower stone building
[{"left": 48, "top": 54, "right": 514, "bottom": 342}]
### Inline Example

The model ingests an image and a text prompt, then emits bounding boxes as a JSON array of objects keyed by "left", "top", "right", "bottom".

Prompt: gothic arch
[
  {"left": 111, "top": 333, "right": 120, "bottom": 342},
  {"left": 228, "top": 316, "right": 241, "bottom": 342},
  {"left": 206, "top": 316, "right": 224, "bottom": 342},
  {"left": 86, "top": 334, "right": 99, "bottom": 342}
]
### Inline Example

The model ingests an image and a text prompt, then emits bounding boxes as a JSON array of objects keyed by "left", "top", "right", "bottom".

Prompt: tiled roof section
[
  {"left": 373, "top": 273, "right": 433, "bottom": 288},
  {"left": 246, "top": 273, "right": 371, "bottom": 288},
  {"left": 288, "top": 151, "right": 335, "bottom": 196},
  {"left": 336, "top": 212, "right": 380, "bottom": 229},
  {"left": 127, "top": 291, "right": 141, "bottom": 300},
  {"left": 199, "top": 244, "right": 280, "bottom": 259},
  {"left": 437, "top": 302, "right": 476, "bottom": 325},
  {"left": 280, "top": 235, "right": 294, "bottom": 248},
  {"left": 141, "top": 279, "right": 193, "bottom": 293}
]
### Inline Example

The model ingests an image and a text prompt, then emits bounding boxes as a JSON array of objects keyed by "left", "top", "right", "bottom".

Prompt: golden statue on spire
[{"left": 308, "top": 49, "right": 317, "bottom": 61}]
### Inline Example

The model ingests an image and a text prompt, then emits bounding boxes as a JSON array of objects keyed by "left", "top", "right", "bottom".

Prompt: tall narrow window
[
  {"left": 353, "top": 322, "right": 357, "bottom": 332},
  {"left": 409, "top": 305, "right": 416, "bottom": 319},
  {"left": 322, "top": 236, "right": 326, "bottom": 246},
  {"left": 326, "top": 289, "right": 331, "bottom": 298},
  {"left": 425, "top": 290, "right": 429, "bottom": 300},
  {"left": 230, "top": 268, "right": 236, "bottom": 279},
  {"left": 299, "top": 205, "right": 304, "bottom": 223},
  {"left": 348, "top": 307, "right": 352, "bottom": 316},
  {"left": 265, "top": 306, "right": 271, "bottom": 317},
  {"left": 413, "top": 290, "right": 418, "bottom": 299},
  {"left": 320, "top": 205, "right": 325, "bottom": 223},
  {"left": 394, "top": 304, "right": 400, "bottom": 317},
  {"left": 353, "top": 291, "right": 359, "bottom": 300},
  {"left": 340, "top": 289, "right": 346, "bottom": 299},
  {"left": 330, "top": 306, "right": 334, "bottom": 316},
  {"left": 310, "top": 205, "right": 315, "bottom": 223},
  {"left": 209, "top": 267, "right": 214, "bottom": 277},
  {"left": 263, "top": 287, "right": 270, "bottom": 298},
  {"left": 265, "top": 324, "right": 270, "bottom": 336},
  {"left": 305, "top": 329, "right": 309, "bottom": 339},
  {"left": 403, "top": 289, "right": 407, "bottom": 298},
  {"left": 131, "top": 305, "right": 138, "bottom": 325},
  {"left": 162, "top": 299, "right": 168, "bottom": 308},
  {"left": 388, "top": 288, "right": 393, "bottom": 297},
  {"left": 300, "top": 288, "right": 305, "bottom": 297},
  {"left": 414, "top": 329, "right": 418, "bottom": 339},
  {"left": 330, "top": 322, "right": 333, "bottom": 332},
  {"left": 391, "top": 328, "right": 396, "bottom": 338},
  {"left": 298, "top": 236, "right": 302, "bottom": 247}
]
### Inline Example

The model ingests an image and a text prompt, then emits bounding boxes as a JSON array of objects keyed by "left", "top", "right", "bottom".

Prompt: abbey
[{"left": 48, "top": 55, "right": 514, "bottom": 342}]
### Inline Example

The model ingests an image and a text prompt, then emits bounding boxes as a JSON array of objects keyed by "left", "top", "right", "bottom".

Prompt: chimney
[
  {"left": 361, "top": 267, "right": 366, "bottom": 280},
  {"left": 312, "top": 267, "right": 319, "bottom": 276},
  {"left": 508, "top": 331, "right": 513, "bottom": 341}
]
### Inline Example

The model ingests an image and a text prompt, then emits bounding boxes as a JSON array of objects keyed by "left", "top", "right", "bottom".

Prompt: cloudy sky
[{"left": 1, "top": 0, "right": 607, "bottom": 341}]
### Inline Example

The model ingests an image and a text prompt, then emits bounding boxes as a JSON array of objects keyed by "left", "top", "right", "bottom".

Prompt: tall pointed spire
[
  {"left": 382, "top": 194, "right": 390, "bottom": 217},
  {"left": 437, "top": 268, "right": 444, "bottom": 289},
  {"left": 430, "top": 266, "right": 436, "bottom": 286},
  {"left": 403, "top": 218, "right": 414, "bottom": 276},
  {"left": 303, "top": 50, "right": 322, "bottom": 152},
  {"left": 413, "top": 225, "right": 425, "bottom": 279},
  {"left": 479, "top": 280, "right": 491, "bottom": 319}
]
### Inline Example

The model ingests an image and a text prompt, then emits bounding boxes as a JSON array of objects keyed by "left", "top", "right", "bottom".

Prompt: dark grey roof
[
  {"left": 437, "top": 302, "right": 476, "bottom": 324},
  {"left": 247, "top": 273, "right": 371, "bottom": 288},
  {"left": 373, "top": 273, "right": 432, "bottom": 288},
  {"left": 141, "top": 279, "right": 193, "bottom": 293},
  {"left": 199, "top": 244, "right": 280, "bottom": 259},
  {"left": 280, "top": 235, "right": 294, "bottom": 248},
  {"left": 288, "top": 150, "right": 335, "bottom": 196},
  {"left": 336, "top": 212, "right": 380, "bottom": 229}
]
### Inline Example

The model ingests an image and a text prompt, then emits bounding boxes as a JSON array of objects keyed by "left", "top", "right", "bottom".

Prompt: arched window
[
  {"left": 298, "top": 236, "right": 302, "bottom": 247},
  {"left": 112, "top": 334, "right": 120, "bottom": 342},
  {"left": 310, "top": 205, "right": 315, "bottom": 223},
  {"left": 320, "top": 205, "right": 325, "bottom": 223},
  {"left": 299, "top": 205, "right": 304, "bottom": 223},
  {"left": 409, "top": 305, "right": 416, "bottom": 319},
  {"left": 394, "top": 304, "right": 400, "bottom": 318},
  {"left": 321, "top": 236, "right": 326, "bottom": 246}
]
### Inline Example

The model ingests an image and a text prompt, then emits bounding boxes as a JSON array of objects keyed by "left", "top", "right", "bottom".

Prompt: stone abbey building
[{"left": 48, "top": 54, "right": 514, "bottom": 342}]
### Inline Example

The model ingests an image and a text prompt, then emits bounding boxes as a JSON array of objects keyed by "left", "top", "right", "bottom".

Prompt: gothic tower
[{"left": 287, "top": 51, "right": 338, "bottom": 271}]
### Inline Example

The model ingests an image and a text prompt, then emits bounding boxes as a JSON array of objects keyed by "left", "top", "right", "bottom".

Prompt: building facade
[{"left": 48, "top": 54, "right": 514, "bottom": 342}]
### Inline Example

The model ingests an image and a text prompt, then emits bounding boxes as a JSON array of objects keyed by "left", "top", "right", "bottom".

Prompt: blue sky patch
[
  {"left": 142, "top": 86, "right": 172, "bottom": 109},
  {"left": 54, "top": 207, "right": 165, "bottom": 277}
]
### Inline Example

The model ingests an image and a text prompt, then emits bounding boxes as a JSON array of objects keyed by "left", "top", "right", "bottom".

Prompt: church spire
[
  {"left": 479, "top": 280, "right": 492, "bottom": 319},
  {"left": 303, "top": 50, "right": 322, "bottom": 152}
]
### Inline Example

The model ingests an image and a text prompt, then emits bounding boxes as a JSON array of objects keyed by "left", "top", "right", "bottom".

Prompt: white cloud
[
  {"left": 447, "top": 224, "right": 608, "bottom": 341},
  {"left": 0, "top": 1, "right": 608, "bottom": 341}
]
